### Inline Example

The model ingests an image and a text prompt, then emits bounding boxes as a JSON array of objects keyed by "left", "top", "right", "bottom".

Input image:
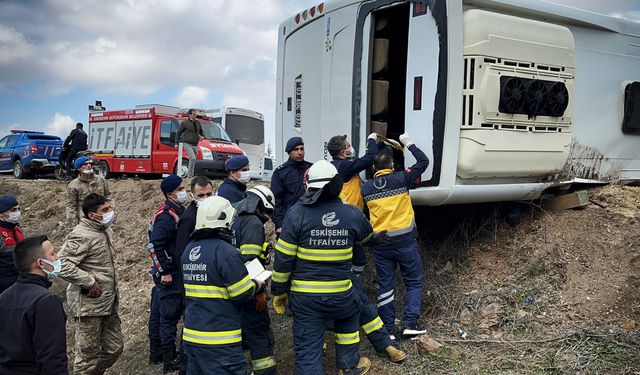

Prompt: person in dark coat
[
  {"left": 0, "top": 194, "right": 24, "bottom": 293},
  {"left": 147, "top": 174, "right": 187, "bottom": 373},
  {"left": 63, "top": 122, "right": 88, "bottom": 170},
  {"left": 0, "top": 235, "right": 68, "bottom": 375},
  {"left": 270, "top": 137, "right": 312, "bottom": 233},
  {"left": 176, "top": 176, "right": 214, "bottom": 260},
  {"left": 231, "top": 185, "right": 277, "bottom": 374},
  {"left": 217, "top": 155, "right": 250, "bottom": 204}
]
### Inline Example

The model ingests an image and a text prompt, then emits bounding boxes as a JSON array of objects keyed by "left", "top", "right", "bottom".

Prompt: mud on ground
[{"left": 1, "top": 177, "right": 638, "bottom": 374}]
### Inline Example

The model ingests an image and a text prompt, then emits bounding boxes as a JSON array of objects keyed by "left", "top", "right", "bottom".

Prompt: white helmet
[
  {"left": 305, "top": 160, "right": 338, "bottom": 189},
  {"left": 195, "top": 196, "right": 236, "bottom": 230},
  {"left": 247, "top": 185, "right": 275, "bottom": 210}
]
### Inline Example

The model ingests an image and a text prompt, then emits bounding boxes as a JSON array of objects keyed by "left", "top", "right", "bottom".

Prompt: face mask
[
  {"left": 176, "top": 190, "right": 189, "bottom": 204},
  {"left": 238, "top": 171, "right": 251, "bottom": 185},
  {"left": 100, "top": 211, "right": 116, "bottom": 227},
  {"left": 81, "top": 169, "right": 93, "bottom": 175},
  {"left": 41, "top": 258, "right": 62, "bottom": 279},
  {"left": 343, "top": 146, "right": 355, "bottom": 159},
  {"left": 6, "top": 210, "right": 21, "bottom": 224}
]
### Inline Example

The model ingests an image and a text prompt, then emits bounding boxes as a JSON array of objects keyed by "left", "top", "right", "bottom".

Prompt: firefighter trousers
[
  {"left": 150, "top": 280, "right": 184, "bottom": 353},
  {"left": 374, "top": 241, "right": 424, "bottom": 333},
  {"left": 184, "top": 342, "right": 246, "bottom": 375},
  {"left": 239, "top": 300, "right": 277, "bottom": 374},
  {"left": 290, "top": 291, "right": 361, "bottom": 375},
  {"left": 351, "top": 273, "right": 392, "bottom": 352}
]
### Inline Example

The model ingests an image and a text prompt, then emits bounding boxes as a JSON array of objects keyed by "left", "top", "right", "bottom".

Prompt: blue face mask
[{"left": 41, "top": 258, "right": 62, "bottom": 279}]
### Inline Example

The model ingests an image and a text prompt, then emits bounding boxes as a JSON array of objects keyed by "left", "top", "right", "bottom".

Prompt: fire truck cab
[{"left": 89, "top": 104, "right": 244, "bottom": 178}]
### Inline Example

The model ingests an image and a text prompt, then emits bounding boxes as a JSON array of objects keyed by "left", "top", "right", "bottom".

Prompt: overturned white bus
[{"left": 275, "top": 0, "right": 640, "bottom": 205}]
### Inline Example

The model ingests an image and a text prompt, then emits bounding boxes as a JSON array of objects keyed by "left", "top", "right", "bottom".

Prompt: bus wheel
[
  {"left": 95, "top": 160, "right": 112, "bottom": 179},
  {"left": 175, "top": 159, "right": 190, "bottom": 178}
]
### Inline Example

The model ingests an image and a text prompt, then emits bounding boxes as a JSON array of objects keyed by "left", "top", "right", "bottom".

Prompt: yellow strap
[
  {"left": 361, "top": 316, "right": 384, "bottom": 334},
  {"left": 290, "top": 279, "right": 352, "bottom": 294},
  {"left": 184, "top": 284, "right": 229, "bottom": 299},
  {"left": 271, "top": 270, "right": 291, "bottom": 283},
  {"left": 275, "top": 239, "right": 298, "bottom": 256},
  {"left": 227, "top": 275, "right": 254, "bottom": 297},
  {"left": 240, "top": 243, "right": 263, "bottom": 256},
  {"left": 252, "top": 356, "right": 276, "bottom": 371},
  {"left": 335, "top": 331, "right": 360, "bottom": 345},
  {"left": 297, "top": 247, "right": 352, "bottom": 262},
  {"left": 183, "top": 328, "right": 242, "bottom": 345}
]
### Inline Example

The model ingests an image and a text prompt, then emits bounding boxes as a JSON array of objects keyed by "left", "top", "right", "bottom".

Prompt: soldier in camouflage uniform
[
  {"left": 59, "top": 193, "right": 123, "bottom": 375},
  {"left": 66, "top": 156, "right": 111, "bottom": 228}
]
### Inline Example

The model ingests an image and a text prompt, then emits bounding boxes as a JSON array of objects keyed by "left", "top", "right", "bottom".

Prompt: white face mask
[
  {"left": 41, "top": 258, "right": 62, "bottom": 279},
  {"left": 100, "top": 211, "right": 116, "bottom": 227},
  {"left": 176, "top": 190, "right": 189, "bottom": 204},
  {"left": 5, "top": 210, "right": 21, "bottom": 224},
  {"left": 238, "top": 171, "right": 251, "bottom": 185},
  {"left": 81, "top": 169, "right": 93, "bottom": 175}
]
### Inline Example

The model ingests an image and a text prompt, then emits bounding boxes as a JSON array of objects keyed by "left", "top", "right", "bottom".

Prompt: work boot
[
  {"left": 149, "top": 341, "right": 162, "bottom": 365},
  {"left": 162, "top": 351, "right": 181, "bottom": 373},
  {"left": 384, "top": 345, "right": 407, "bottom": 363},
  {"left": 338, "top": 357, "right": 371, "bottom": 375}
]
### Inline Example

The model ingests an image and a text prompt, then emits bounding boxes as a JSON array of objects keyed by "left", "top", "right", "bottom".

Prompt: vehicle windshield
[{"left": 201, "top": 121, "right": 232, "bottom": 142}]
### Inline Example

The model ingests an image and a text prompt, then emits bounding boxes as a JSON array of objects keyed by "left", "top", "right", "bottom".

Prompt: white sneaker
[{"left": 402, "top": 324, "right": 427, "bottom": 338}]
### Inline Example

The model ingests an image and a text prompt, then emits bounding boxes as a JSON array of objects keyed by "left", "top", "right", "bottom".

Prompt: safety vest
[
  {"left": 339, "top": 175, "right": 365, "bottom": 211},
  {"left": 362, "top": 169, "right": 416, "bottom": 237}
]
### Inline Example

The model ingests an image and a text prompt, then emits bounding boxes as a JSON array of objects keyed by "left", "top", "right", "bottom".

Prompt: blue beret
[
  {"left": 0, "top": 195, "right": 18, "bottom": 213},
  {"left": 225, "top": 155, "right": 249, "bottom": 171},
  {"left": 161, "top": 174, "right": 183, "bottom": 194},
  {"left": 285, "top": 137, "right": 304, "bottom": 153},
  {"left": 74, "top": 156, "right": 91, "bottom": 169}
]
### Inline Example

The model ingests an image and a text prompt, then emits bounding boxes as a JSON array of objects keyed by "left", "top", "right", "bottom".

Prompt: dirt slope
[{"left": 1, "top": 178, "right": 638, "bottom": 374}]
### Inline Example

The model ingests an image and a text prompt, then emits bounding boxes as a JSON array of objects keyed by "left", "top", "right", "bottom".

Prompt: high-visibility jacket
[
  {"left": 362, "top": 144, "right": 429, "bottom": 249},
  {"left": 331, "top": 138, "right": 378, "bottom": 211},
  {"left": 271, "top": 195, "right": 373, "bottom": 296},
  {"left": 232, "top": 194, "right": 270, "bottom": 263},
  {"left": 181, "top": 236, "right": 257, "bottom": 346}
]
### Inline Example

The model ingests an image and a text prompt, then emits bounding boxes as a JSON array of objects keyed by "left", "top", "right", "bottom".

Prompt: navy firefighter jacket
[
  {"left": 148, "top": 200, "right": 184, "bottom": 278},
  {"left": 181, "top": 237, "right": 257, "bottom": 346},
  {"left": 271, "top": 196, "right": 373, "bottom": 297}
]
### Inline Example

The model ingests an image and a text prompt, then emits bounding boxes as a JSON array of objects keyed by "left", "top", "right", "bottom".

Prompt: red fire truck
[{"left": 88, "top": 104, "right": 244, "bottom": 178}]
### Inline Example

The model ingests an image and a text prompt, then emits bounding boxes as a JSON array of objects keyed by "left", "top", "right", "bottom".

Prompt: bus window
[{"left": 224, "top": 115, "right": 264, "bottom": 145}]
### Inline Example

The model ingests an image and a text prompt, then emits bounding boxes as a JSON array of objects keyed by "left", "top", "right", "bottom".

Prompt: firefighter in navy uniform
[
  {"left": 147, "top": 174, "right": 188, "bottom": 373},
  {"left": 362, "top": 133, "right": 429, "bottom": 339},
  {"left": 271, "top": 160, "right": 372, "bottom": 375},
  {"left": 231, "top": 185, "right": 277, "bottom": 374},
  {"left": 181, "top": 196, "right": 265, "bottom": 375},
  {"left": 327, "top": 133, "right": 379, "bottom": 210}
]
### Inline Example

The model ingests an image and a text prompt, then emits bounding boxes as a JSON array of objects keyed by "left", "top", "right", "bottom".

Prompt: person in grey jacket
[{"left": 176, "top": 109, "right": 204, "bottom": 178}]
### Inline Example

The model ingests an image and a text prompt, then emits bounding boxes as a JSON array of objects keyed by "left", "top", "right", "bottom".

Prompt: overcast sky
[{"left": 1, "top": 0, "right": 638, "bottom": 155}]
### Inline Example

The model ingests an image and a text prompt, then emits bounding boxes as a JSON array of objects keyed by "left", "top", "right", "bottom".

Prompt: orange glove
[{"left": 255, "top": 292, "right": 267, "bottom": 312}]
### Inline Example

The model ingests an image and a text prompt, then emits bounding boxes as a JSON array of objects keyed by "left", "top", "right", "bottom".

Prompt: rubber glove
[{"left": 272, "top": 293, "right": 289, "bottom": 314}]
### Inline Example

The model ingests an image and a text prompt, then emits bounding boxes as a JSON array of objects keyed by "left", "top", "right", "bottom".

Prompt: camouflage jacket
[
  {"left": 66, "top": 175, "right": 111, "bottom": 226},
  {"left": 59, "top": 218, "right": 118, "bottom": 317}
]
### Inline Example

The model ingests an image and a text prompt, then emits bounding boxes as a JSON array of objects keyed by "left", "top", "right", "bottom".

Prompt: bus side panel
[
  {"left": 280, "top": 18, "right": 325, "bottom": 164},
  {"left": 567, "top": 26, "right": 640, "bottom": 181}
]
